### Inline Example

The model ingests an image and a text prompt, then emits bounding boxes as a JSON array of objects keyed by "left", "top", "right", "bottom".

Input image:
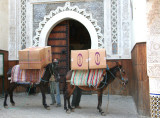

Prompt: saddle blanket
[
  {"left": 11, "top": 65, "right": 45, "bottom": 84},
  {"left": 71, "top": 69, "right": 105, "bottom": 87}
]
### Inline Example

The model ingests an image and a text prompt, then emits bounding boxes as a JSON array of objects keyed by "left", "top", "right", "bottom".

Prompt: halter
[
  {"left": 108, "top": 66, "right": 124, "bottom": 81},
  {"left": 118, "top": 67, "right": 124, "bottom": 81},
  {"left": 97, "top": 65, "right": 124, "bottom": 90}
]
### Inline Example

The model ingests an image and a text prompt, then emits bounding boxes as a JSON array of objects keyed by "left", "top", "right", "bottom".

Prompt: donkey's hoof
[
  {"left": 4, "top": 105, "right": 9, "bottom": 109},
  {"left": 71, "top": 108, "right": 75, "bottom": 112},
  {"left": 11, "top": 103, "right": 15, "bottom": 106},
  {"left": 101, "top": 112, "right": 106, "bottom": 116},
  {"left": 66, "top": 109, "right": 71, "bottom": 114},
  {"left": 46, "top": 106, "right": 50, "bottom": 110}
]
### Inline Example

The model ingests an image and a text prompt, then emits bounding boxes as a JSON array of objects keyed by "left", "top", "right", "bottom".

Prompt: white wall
[
  {"left": 0, "top": 0, "right": 8, "bottom": 51},
  {"left": 131, "top": 0, "right": 147, "bottom": 50}
]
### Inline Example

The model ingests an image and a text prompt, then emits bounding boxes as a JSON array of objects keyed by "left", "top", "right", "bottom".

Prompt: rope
[
  {"left": 40, "top": 78, "right": 48, "bottom": 83},
  {"left": 106, "top": 85, "right": 109, "bottom": 113}
]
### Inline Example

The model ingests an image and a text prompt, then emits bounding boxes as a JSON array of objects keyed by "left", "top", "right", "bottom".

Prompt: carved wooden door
[{"left": 48, "top": 21, "right": 69, "bottom": 90}]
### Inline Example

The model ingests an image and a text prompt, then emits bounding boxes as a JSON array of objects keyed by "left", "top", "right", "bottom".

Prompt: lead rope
[
  {"left": 106, "top": 66, "right": 109, "bottom": 113},
  {"left": 106, "top": 85, "right": 109, "bottom": 113}
]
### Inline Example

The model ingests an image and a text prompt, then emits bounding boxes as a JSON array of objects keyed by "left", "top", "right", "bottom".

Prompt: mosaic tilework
[{"left": 150, "top": 94, "right": 160, "bottom": 118}]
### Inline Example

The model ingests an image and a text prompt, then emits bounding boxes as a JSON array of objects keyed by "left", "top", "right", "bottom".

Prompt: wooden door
[{"left": 48, "top": 21, "right": 69, "bottom": 90}]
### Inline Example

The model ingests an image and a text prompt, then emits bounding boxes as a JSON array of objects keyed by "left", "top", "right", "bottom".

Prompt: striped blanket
[
  {"left": 11, "top": 65, "right": 45, "bottom": 84},
  {"left": 71, "top": 69, "right": 105, "bottom": 87}
]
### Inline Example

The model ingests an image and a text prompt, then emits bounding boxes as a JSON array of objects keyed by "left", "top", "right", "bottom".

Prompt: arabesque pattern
[{"left": 33, "top": 2, "right": 104, "bottom": 48}]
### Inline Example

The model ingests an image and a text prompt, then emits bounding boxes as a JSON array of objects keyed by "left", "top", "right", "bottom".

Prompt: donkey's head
[
  {"left": 107, "top": 62, "right": 128, "bottom": 86},
  {"left": 43, "top": 59, "right": 60, "bottom": 82}
]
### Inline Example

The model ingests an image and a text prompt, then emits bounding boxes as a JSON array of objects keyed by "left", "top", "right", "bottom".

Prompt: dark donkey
[
  {"left": 4, "top": 62, "right": 59, "bottom": 110},
  {"left": 63, "top": 62, "right": 128, "bottom": 115}
]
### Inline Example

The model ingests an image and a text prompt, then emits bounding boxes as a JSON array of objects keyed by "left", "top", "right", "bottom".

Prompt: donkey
[
  {"left": 63, "top": 62, "right": 128, "bottom": 115},
  {"left": 4, "top": 62, "right": 59, "bottom": 110}
]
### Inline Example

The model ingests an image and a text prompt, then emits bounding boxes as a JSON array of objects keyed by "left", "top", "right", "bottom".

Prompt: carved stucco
[
  {"left": 33, "top": 2, "right": 104, "bottom": 49},
  {"left": 147, "top": 0, "right": 160, "bottom": 79},
  {"left": 8, "top": 0, "right": 132, "bottom": 60},
  {"left": 146, "top": 1, "right": 160, "bottom": 117},
  {"left": 105, "top": 0, "right": 131, "bottom": 59}
]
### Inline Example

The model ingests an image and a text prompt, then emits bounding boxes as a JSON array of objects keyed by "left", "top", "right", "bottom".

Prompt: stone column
[{"left": 147, "top": 0, "right": 160, "bottom": 117}]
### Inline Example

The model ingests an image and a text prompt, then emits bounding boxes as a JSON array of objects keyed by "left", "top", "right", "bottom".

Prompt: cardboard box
[
  {"left": 71, "top": 50, "right": 88, "bottom": 70},
  {"left": 19, "top": 47, "right": 45, "bottom": 69},
  {"left": 88, "top": 49, "right": 106, "bottom": 69},
  {"left": 44, "top": 46, "right": 52, "bottom": 65}
]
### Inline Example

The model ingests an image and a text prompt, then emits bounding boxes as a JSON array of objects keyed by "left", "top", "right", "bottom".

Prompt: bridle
[
  {"left": 108, "top": 66, "right": 125, "bottom": 81},
  {"left": 97, "top": 65, "right": 125, "bottom": 89}
]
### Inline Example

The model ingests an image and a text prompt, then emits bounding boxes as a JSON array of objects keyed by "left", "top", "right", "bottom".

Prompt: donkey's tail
[
  {"left": 63, "top": 77, "right": 67, "bottom": 94},
  {"left": 7, "top": 67, "right": 12, "bottom": 77}
]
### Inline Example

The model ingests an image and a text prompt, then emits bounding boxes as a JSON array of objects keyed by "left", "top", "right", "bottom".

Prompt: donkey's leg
[
  {"left": 4, "top": 83, "right": 17, "bottom": 108},
  {"left": 63, "top": 80, "right": 68, "bottom": 111},
  {"left": 4, "top": 92, "right": 9, "bottom": 108},
  {"left": 67, "top": 86, "right": 75, "bottom": 112},
  {"left": 63, "top": 83, "right": 71, "bottom": 113},
  {"left": 67, "top": 96, "right": 72, "bottom": 110},
  {"left": 66, "top": 95, "right": 75, "bottom": 113},
  {"left": 39, "top": 84, "right": 50, "bottom": 110},
  {"left": 64, "top": 90, "right": 68, "bottom": 111},
  {"left": 97, "top": 90, "right": 106, "bottom": 116},
  {"left": 10, "top": 84, "right": 18, "bottom": 106},
  {"left": 64, "top": 83, "right": 75, "bottom": 113}
]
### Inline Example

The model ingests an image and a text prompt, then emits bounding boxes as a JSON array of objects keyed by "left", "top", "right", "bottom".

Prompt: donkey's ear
[
  {"left": 116, "top": 62, "right": 122, "bottom": 68},
  {"left": 45, "top": 64, "right": 50, "bottom": 69},
  {"left": 116, "top": 62, "right": 121, "bottom": 67},
  {"left": 116, "top": 61, "right": 120, "bottom": 66}
]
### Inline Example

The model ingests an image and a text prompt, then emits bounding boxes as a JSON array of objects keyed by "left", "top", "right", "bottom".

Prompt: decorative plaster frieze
[
  {"left": 105, "top": 0, "right": 131, "bottom": 59},
  {"left": 33, "top": 2, "right": 104, "bottom": 49},
  {"left": 20, "top": 0, "right": 27, "bottom": 49},
  {"left": 147, "top": 39, "right": 160, "bottom": 63},
  {"left": 147, "top": 0, "right": 160, "bottom": 78},
  {"left": 104, "top": 0, "right": 112, "bottom": 58},
  {"left": 9, "top": 0, "right": 132, "bottom": 60},
  {"left": 111, "top": 0, "right": 118, "bottom": 54},
  {"left": 30, "top": 0, "right": 96, "bottom": 4},
  {"left": 26, "top": 2, "right": 33, "bottom": 47},
  {"left": 148, "top": 64, "right": 160, "bottom": 78},
  {"left": 9, "top": 0, "right": 21, "bottom": 60},
  {"left": 147, "top": 1, "right": 160, "bottom": 117},
  {"left": 121, "top": 0, "right": 131, "bottom": 57}
]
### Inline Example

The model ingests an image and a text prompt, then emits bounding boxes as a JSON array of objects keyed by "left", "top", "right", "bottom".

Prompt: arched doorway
[{"left": 47, "top": 19, "right": 91, "bottom": 89}]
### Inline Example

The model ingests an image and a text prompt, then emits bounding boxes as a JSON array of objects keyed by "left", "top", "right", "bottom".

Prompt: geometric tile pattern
[{"left": 150, "top": 94, "right": 160, "bottom": 118}]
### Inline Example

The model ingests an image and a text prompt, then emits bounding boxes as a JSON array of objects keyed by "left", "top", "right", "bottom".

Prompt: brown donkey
[{"left": 63, "top": 62, "right": 128, "bottom": 115}]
